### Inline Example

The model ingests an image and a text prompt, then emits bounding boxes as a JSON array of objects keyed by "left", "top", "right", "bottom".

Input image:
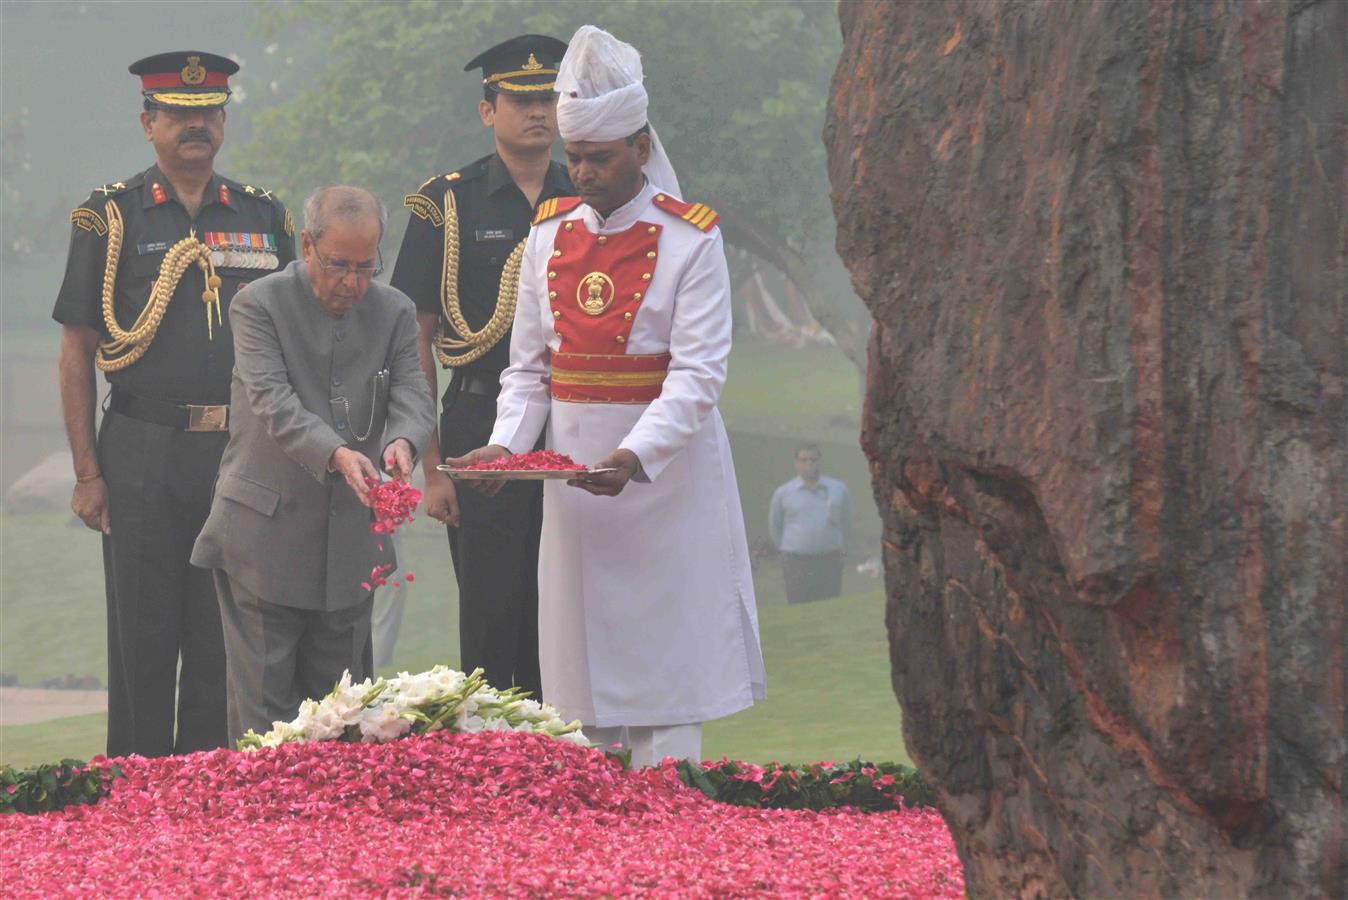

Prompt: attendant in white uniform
[{"left": 450, "top": 25, "right": 765, "bottom": 767}]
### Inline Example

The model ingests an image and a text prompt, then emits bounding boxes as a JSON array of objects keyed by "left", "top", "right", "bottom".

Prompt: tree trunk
[{"left": 824, "top": 1, "right": 1345, "bottom": 896}]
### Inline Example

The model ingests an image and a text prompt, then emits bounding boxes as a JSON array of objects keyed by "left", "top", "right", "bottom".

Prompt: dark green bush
[
  {"left": 673, "top": 757, "right": 935, "bottom": 811},
  {"left": 0, "top": 759, "right": 124, "bottom": 815}
]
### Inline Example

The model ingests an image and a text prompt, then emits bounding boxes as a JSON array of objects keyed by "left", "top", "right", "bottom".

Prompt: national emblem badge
[
  {"left": 577, "top": 271, "right": 615, "bottom": 316},
  {"left": 180, "top": 55, "right": 207, "bottom": 86}
]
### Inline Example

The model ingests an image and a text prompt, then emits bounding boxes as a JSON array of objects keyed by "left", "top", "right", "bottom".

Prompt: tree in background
[
  {"left": 235, "top": 0, "right": 869, "bottom": 370},
  {"left": 1, "top": 110, "right": 33, "bottom": 265}
]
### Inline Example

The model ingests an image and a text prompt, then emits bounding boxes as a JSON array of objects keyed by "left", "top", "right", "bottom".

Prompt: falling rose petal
[{"left": 405, "top": 573, "right": 414, "bottom": 583}]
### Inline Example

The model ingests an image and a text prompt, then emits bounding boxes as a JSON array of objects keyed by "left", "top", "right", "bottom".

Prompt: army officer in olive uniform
[
  {"left": 391, "top": 35, "right": 573, "bottom": 700},
  {"left": 53, "top": 51, "right": 294, "bottom": 757}
]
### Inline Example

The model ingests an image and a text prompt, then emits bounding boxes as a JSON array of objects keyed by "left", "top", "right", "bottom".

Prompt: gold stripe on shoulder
[
  {"left": 689, "top": 206, "right": 718, "bottom": 230},
  {"left": 405, "top": 193, "right": 445, "bottom": 227},
  {"left": 70, "top": 207, "right": 108, "bottom": 235}
]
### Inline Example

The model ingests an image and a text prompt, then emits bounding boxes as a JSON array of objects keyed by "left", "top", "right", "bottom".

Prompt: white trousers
[{"left": 588, "top": 723, "right": 703, "bottom": 768}]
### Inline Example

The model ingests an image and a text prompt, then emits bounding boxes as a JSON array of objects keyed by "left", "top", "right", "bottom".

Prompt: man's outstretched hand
[
  {"left": 330, "top": 446, "right": 380, "bottom": 506},
  {"left": 382, "top": 437, "right": 416, "bottom": 483},
  {"left": 568, "top": 448, "right": 640, "bottom": 497},
  {"left": 443, "top": 445, "right": 511, "bottom": 496}
]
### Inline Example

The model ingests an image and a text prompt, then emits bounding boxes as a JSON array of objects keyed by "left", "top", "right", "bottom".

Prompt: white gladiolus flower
[
  {"left": 305, "top": 706, "right": 347, "bottom": 742},
  {"left": 559, "top": 730, "right": 593, "bottom": 747},
  {"left": 238, "top": 663, "right": 605, "bottom": 754},
  {"left": 357, "top": 705, "right": 412, "bottom": 742}
]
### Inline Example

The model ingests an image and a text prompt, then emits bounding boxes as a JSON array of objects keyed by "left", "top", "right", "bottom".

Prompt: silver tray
[{"left": 438, "top": 466, "right": 617, "bottom": 481}]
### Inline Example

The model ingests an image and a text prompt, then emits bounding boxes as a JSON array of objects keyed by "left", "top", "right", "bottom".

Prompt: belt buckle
[{"left": 186, "top": 404, "right": 229, "bottom": 432}]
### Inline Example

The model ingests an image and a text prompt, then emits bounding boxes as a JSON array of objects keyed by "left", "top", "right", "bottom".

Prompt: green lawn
[
  {"left": 721, "top": 339, "right": 865, "bottom": 446},
  {"left": 0, "top": 713, "right": 107, "bottom": 767},
  {"left": 703, "top": 591, "right": 908, "bottom": 765}
]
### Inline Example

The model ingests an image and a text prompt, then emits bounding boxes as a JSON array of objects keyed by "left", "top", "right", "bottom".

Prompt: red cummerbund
[{"left": 550, "top": 352, "right": 671, "bottom": 404}]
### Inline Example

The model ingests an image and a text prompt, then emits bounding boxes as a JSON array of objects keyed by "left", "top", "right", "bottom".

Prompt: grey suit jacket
[{"left": 191, "top": 260, "right": 435, "bottom": 611}]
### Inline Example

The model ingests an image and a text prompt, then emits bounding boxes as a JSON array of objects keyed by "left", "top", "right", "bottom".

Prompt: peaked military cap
[
  {"left": 465, "top": 34, "right": 568, "bottom": 94},
  {"left": 129, "top": 51, "right": 238, "bottom": 109}
]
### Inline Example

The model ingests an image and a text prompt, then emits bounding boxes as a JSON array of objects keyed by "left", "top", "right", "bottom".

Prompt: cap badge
[
  {"left": 180, "top": 55, "right": 207, "bottom": 86},
  {"left": 523, "top": 52, "right": 543, "bottom": 71},
  {"left": 577, "top": 271, "right": 615, "bottom": 316}
]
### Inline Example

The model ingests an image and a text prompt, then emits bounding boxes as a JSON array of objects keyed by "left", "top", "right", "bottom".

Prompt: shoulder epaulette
[
  {"left": 533, "top": 196, "right": 584, "bottom": 225},
  {"left": 651, "top": 193, "right": 720, "bottom": 232},
  {"left": 419, "top": 157, "right": 490, "bottom": 194},
  {"left": 231, "top": 180, "right": 282, "bottom": 204},
  {"left": 418, "top": 170, "right": 465, "bottom": 192},
  {"left": 75, "top": 176, "right": 140, "bottom": 234},
  {"left": 87, "top": 175, "right": 140, "bottom": 201}
]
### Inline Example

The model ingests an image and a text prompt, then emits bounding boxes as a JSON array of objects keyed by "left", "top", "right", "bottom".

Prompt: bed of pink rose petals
[{"left": 1, "top": 731, "right": 963, "bottom": 897}]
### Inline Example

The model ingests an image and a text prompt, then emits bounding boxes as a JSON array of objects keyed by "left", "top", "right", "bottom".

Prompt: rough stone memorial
[{"left": 825, "top": 1, "right": 1345, "bottom": 896}]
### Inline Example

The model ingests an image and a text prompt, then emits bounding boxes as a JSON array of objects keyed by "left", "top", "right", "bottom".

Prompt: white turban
[{"left": 555, "top": 25, "right": 682, "bottom": 198}]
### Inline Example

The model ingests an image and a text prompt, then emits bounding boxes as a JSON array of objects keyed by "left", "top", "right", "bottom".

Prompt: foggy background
[{"left": 0, "top": 0, "right": 894, "bottom": 765}]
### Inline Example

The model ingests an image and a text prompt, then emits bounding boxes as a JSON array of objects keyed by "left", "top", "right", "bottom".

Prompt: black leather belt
[
  {"left": 109, "top": 388, "right": 229, "bottom": 432},
  {"left": 453, "top": 371, "right": 500, "bottom": 398}
]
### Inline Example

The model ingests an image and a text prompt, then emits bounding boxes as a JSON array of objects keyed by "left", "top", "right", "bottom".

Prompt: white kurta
[{"left": 490, "top": 181, "right": 766, "bottom": 728}]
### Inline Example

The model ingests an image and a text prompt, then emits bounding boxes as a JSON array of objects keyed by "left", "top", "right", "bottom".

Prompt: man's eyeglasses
[{"left": 314, "top": 249, "right": 384, "bottom": 279}]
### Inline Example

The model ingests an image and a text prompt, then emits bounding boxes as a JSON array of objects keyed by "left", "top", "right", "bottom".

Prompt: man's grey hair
[{"left": 303, "top": 185, "right": 387, "bottom": 242}]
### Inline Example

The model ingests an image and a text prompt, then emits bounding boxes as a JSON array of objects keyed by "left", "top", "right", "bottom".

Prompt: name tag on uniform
[
  {"left": 137, "top": 241, "right": 171, "bottom": 255},
  {"left": 475, "top": 228, "right": 514, "bottom": 241}
]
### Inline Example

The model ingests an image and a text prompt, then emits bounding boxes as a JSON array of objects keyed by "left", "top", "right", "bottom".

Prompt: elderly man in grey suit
[{"left": 192, "top": 185, "right": 436, "bottom": 743}]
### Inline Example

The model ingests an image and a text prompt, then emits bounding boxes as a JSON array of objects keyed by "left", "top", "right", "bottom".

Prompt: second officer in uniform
[
  {"left": 391, "top": 34, "right": 573, "bottom": 700},
  {"left": 54, "top": 51, "right": 294, "bottom": 756}
]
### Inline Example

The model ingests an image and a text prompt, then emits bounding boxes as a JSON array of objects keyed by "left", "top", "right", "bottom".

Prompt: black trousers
[
  {"left": 781, "top": 550, "right": 845, "bottom": 605},
  {"left": 439, "top": 389, "right": 543, "bottom": 700},
  {"left": 98, "top": 410, "right": 229, "bottom": 757}
]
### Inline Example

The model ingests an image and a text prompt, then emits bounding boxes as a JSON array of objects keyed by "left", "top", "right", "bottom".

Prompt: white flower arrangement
[{"left": 238, "top": 666, "right": 589, "bottom": 751}]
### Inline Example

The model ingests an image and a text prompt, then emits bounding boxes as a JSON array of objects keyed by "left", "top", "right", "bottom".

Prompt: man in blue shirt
[{"left": 768, "top": 443, "right": 852, "bottom": 604}]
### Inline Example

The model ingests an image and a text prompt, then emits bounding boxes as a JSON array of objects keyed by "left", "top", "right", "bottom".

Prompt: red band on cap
[{"left": 140, "top": 71, "right": 230, "bottom": 89}]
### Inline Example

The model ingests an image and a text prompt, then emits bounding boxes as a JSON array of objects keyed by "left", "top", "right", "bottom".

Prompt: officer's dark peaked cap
[
  {"left": 129, "top": 51, "right": 238, "bottom": 109},
  {"left": 465, "top": 34, "right": 568, "bottom": 95}
]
